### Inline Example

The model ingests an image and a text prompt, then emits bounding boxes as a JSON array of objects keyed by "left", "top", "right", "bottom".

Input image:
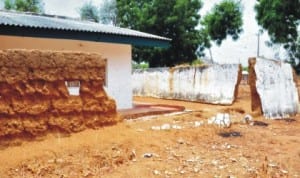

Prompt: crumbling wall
[
  {"left": 133, "top": 64, "right": 242, "bottom": 105},
  {"left": 0, "top": 49, "right": 118, "bottom": 140},
  {"left": 249, "top": 57, "right": 299, "bottom": 119}
]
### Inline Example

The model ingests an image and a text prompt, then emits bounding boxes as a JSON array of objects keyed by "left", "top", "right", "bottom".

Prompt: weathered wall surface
[
  {"left": 133, "top": 64, "right": 241, "bottom": 105},
  {"left": 0, "top": 49, "right": 118, "bottom": 140},
  {"left": 0, "top": 35, "right": 132, "bottom": 109},
  {"left": 133, "top": 68, "right": 170, "bottom": 98},
  {"left": 249, "top": 57, "right": 299, "bottom": 119}
]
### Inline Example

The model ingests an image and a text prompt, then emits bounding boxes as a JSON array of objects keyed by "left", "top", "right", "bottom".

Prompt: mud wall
[
  {"left": 133, "top": 64, "right": 242, "bottom": 105},
  {"left": 0, "top": 35, "right": 133, "bottom": 109},
  {"left": 0, "top": 49, "right": 118, "bottom": 140},
  {"left": 249, "top": 57, "right": 299, "bottom": 119}
]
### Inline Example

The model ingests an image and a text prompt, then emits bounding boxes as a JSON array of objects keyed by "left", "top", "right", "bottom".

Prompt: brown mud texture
[
  {"left": 248, "top": 57, "right": 262, "bottom": 115},
  {"left": 0, "top": 49, "right": 119, "bottom": 142}
]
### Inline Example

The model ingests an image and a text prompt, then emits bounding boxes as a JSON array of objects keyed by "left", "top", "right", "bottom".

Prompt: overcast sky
[
  {"left": 1, "top": 0, "right": 282, "bottom": 65},
  {"left": 43, "top": 0, "right": 103, "bottom": 18}
]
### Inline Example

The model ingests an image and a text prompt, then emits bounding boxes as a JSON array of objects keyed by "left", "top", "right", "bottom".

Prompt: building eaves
[{"left": 0, "top": 10, "right": 171, "bottom": 47}]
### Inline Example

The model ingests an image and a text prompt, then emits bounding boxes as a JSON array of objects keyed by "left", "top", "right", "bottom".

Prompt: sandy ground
[{"left": 0, "top": 85, "right": 300, "bottom": 178}]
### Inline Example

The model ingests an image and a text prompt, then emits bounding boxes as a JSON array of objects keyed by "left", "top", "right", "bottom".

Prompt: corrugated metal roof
[{"left": 0, "top": 10, "right": 171, "bottom": 41}]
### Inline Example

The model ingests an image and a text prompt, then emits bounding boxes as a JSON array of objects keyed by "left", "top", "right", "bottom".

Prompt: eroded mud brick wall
[
  {"left": 0, "top": 49, "right": 118, "bottom": 139},
  {"left": 133, "top": 64, "right": 242, "bottom": 105},
  {"left": 248, "top": 57, "right": 299, "bottom": 119}
]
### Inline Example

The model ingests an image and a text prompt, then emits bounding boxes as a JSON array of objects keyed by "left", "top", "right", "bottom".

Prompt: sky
[
  {"left": 43, "top": 0, "right": 103, "bottom": 18},
  {"left": 1, "top": 0, "right": 284, "bottom": 66}
]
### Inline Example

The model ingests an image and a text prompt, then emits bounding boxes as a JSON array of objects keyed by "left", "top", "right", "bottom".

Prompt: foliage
[
  {"left": 242, "top": 66, "right": 248, "bottom": 72},
  {"left": 255, "top": 0, "right": 300, "bottom": 44},
  {"left": 79, "top": 1, "right": 99, "bottom": 22},
  {"left": 4, "top": 0, "right": 44, "bottom": 13},
  {"left": 201, "top": 0, "right": 243, "bottom": 46},
  {"left": 255, "top": 0, "right": 300, "bottom": 71},
  {"left": 132, "top": 61, "right": 149, "bottom": 69},
  {"left": 287, "top": 37, "right": 300, "bottom": 73},
  {"left": 99, "top": 0, "right": 117, "bottom": 25},
  {"left": 116, "top": 0, "right": 203, "bottom": 67},
  {"left": 191, "top": 59, "right": 204, "bottom": 66}
]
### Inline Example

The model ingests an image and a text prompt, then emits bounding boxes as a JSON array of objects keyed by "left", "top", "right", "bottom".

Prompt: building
[{"left": 0, "top": 10, "right": 170, "bottom": 109}]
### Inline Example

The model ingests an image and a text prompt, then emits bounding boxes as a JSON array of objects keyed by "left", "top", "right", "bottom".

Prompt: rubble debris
[
  {"left": 161, "top": 124, "right": 171, "bottom": 130},
  {"left": 194, "top": 121, "right": 204, "bottom": 127},
  {"left": 208, "top": 113, "right": 231, "bottom": 128}
]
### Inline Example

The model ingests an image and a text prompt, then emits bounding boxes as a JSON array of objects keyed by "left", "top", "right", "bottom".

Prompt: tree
[
  {"left": 255, "top": 0, "right": 300, "bottom": 72},
  {"left": 4, "top": 0, "right": 44, "bottom": 13},
  {"left": 79, "top": 1, "right": 99, "bottom": 23},
  {"left": 99, "top": 0, "right": 117, "bottom": 25},
  {"left": 201, "top": 0, "right": 243, "bottom": 60},
  {"left": 116, "top": 0, "right": 203, "bottom": 67}
]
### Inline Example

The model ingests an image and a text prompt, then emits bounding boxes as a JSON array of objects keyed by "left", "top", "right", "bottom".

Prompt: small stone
[
  {"left": 229, "top": 158, "right": 237, "bottom": 162},
  {"left": 208, "top": 113, "right": 231, "bottom": 128},
  {"left": 55, "top": 158, "right": 64, "bottom": 163},
  {"left": 47, "top": 159, "right": 55, "bottom": 163},
  {"left": 242, "top": 114, "right": 253, "bottom": 124},
  {"left": 161, "top": 124, "right": 171, "bottom": 130},
  {"left": 177, "top": 138, "right": 185, "bottom": 144},
  {"left": 129, "top": 150, "right": 136, "bottom": 161},
  {"left": 219, "top": 165, "right": 225, "bottom": 169},
  {"left": 153, "top": 170, "right": 160, "bottom": 175},
  {"left": 164, "top": 170, "right": 173, "bottom": 175},
  {"left": 194, "top": 121, "right": 203, "bottom": 127},
  {"left": 151, "top": 126, "right": 161, "bottom": 130},
  {"left": 212, "top": 160, "right": 219, "bottom": 166},
  {"left": 227, "top": 175, "right": 236, "bottom": 178},
  {"left": 281, "top": 169, "right": 288, "bottom": 174},
  {"left": 172, "top": 125, "right": 182, "bottom": 129},
  {"left": 143, "top": 153, "right": 153, "bottom": 158},
  {"left": 268, "top": 163, "right": 278, "bottom": 168}
]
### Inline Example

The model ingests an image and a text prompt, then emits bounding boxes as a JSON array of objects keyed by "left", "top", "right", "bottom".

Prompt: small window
[{"left": 65, "top": 81, "right": 80, "bottom": 96}]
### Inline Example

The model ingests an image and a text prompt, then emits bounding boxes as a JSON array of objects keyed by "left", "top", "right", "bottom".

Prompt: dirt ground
[{"left": 0, "top": 85, "right": 300, "bottom": 178}]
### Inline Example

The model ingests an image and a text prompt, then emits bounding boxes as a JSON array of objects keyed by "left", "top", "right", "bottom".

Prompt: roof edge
[{"left": 0, "top": 25, "right": 171, "bottom": 48}]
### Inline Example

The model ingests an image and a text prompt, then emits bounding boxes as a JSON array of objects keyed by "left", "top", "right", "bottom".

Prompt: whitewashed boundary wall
[
  {"left": 133, "top": 64, "right": 241, "bottom": 105},
  {"left": 249, "top": 57, "right": 299, "bottom": 119}
]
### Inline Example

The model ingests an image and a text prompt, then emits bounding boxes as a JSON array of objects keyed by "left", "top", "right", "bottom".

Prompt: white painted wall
[
  {"left": 133, "top": 68, "right": 170, "bottom": 98},
  {"left": 0, "top": 35, "right": 132, "bottom": 109},
  {"left": 133, "top": 64, "right": 241, "bottom": 105},
  {"left": 254, "top": 58, "right": 299, "bottom": 119}
]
